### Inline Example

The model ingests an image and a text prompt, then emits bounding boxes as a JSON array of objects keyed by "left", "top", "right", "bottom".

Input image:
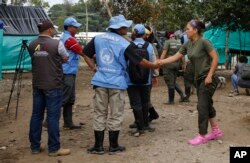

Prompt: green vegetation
[{"left": 18, "top": 0, "right": 250, "bottom": 32}]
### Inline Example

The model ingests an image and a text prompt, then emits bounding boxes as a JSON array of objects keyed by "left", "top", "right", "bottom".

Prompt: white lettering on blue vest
[{"left": 101, "top": 34, "right": 119, "bottom": 42}]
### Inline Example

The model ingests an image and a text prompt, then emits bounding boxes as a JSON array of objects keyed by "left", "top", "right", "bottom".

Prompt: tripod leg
[
  {"left": 15, "top": 46, "right": 26, "bottom": 119},
  {"left": 6, "top": 44, "right": 26, "bottom": 119},
  {"left": 6, "top": 47, "right": 25, "bottom": 113},
  {"left": 15, "top": 69, "right": 23, "bottom": 119},
  {"left": 6, "top": 73, "right": 17, "bottom": 113}
]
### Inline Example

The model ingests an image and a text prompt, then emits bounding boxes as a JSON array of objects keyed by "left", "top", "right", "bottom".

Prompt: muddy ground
[{"left": 0, "top": 65, "right": 250, "bottom": 163}]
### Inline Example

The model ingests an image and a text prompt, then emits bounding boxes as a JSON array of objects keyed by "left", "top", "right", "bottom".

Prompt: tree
[
  {"left": 48, "top": 0, "right": 109, "bottom": 32},
  {"left": 110, "top": 0, "right": 160, "bottom": 24},
  {"left": 200, "top": 0, "right": 250, "bottom": 30},
  {"left": 10, "top": 0, "right": 27, "bottom": 5},
  {"left": 29, "top": 0, "right": 49, "bottom": 7},
  {"left": 198, "top": 0, "right": 250, "bottom": 69}
]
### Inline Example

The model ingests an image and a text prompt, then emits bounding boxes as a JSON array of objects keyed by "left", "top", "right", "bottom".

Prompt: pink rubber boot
[
  {"left": 205, "top": 129, "right": 223, "bottom": 140},
  {"left": 188, "top": 135, "right": 208, "bottom": 145}
]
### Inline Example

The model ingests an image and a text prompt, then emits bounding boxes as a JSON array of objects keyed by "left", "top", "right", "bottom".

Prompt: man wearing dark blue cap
[
  {"left": 83, "top": 15, "right": 160, "bottom": 155},
  {"left": 127, "top": 24, "right": 157, "bottom": 137},
  {"left": 60, "top": 17, "right": 84, "bottom": 130},
  {"left": 28, "top": 20, "right": 70, "bottom": 156}
]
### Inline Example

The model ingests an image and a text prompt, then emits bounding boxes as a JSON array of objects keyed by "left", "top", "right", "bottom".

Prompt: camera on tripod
[{"left": 22, "top": 39, "right": 28, "bottom": 45}]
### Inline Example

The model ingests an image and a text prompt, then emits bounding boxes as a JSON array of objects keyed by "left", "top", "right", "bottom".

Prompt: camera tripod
[{"left": 6, "top": 40, "right": 28, "bottom": 119}]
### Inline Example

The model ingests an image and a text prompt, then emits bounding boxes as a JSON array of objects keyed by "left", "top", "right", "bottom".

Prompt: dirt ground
[{"left": 0, "top": 65, "right": 250, "bottom": 163}]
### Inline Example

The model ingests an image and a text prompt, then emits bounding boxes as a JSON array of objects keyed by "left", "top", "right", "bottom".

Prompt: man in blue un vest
[
  {"left": 83, "top": 15, "right": 160, "bottom": 154},
  {"left": 60, "top": 17, "right": 84, "bottom": 130}
]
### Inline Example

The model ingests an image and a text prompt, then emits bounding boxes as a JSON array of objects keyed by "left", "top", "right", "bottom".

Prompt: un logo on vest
[{"left": 100, "top": 48, "right": 114, "bottom": 64}]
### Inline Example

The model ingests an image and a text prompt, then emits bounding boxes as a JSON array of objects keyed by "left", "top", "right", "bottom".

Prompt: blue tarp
[
  {"left": 204, "top": 27, "right": 250, "bottom": 64},
  {"left": 0, "top": 20, "right": 3, "bottom": 79},
  {"left": 204, "top": 28, "right": 250, "bottom": 51},
  {"left": 1, "top": 35, "right": 37, "bottom": 71}
]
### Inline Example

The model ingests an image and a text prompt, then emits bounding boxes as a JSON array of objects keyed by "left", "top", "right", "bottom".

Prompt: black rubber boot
[
  {"left": 129, "top": 122, "right": 137, "bottom": 129},
  {"left": 109, "top": 131, "right": 126, "bottom": 154},
  {"left": 87, "top": 131, "right": 105, "bottom": 154},
  {"left": 185, "top": 87, "right": 191, "bottom": 101},
  {"left": 63, "top": 104, "right": 81, "bottom": 129},
  {"left": 175, "top": 84, "right": 186, "bottom": 102},
  {"left": 165, "top": 88, "right": 175, "bottom": 104},
  {"left": 148, "top": 106, "right": 159, "bottom": 122}
]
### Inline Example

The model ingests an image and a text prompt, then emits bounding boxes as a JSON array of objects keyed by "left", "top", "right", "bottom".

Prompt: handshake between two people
[{"left": 142, "top": 59, "right": 166, "bottom": 70}]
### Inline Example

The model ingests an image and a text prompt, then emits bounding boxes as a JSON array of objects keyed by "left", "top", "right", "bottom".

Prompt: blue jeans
[
  {"left": 29, "top": 88, "right": 62, "bottom": 153},
  {"left": 231, "top": 74, "right": 239, "bottom": 90}
]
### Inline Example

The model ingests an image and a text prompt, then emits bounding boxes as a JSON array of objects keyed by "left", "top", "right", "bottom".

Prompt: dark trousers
[
  {"left": 62, "top": 74, "right": 76, "bottom": 127},
  {"left": 183, "top": 62, "right": 194, "bottom": 89},
  {"left": 127, "top": 85, "right": 151, "bottom": 130},
  {"left": 196, "top": 76, "right": 218, "bottom": 135}
]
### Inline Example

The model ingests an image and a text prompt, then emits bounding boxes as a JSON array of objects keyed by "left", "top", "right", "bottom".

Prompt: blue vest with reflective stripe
[
  {"left": 60, "top": 31, "right": 79, "bottom": 74},
  {"left": 92, "top": 32, "right": 130, "bottom": 89}
]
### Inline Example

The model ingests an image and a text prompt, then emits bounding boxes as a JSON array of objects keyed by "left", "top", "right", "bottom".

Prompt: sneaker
[
  {"left": 48, "top": 148, "right": 71, "bottom": 157},
  {"left": 143, "top": 126, "right": 155, "bottom": 132},
  {"left": 131, "top": 130, "right": 144, "bottom": 137},
  {"left": 228, "top": 91, "right": 239, "bottom": 97},
  {"left": 179, "top": 96, "right": 190, "bottom": 102},
  {"left": 205, "top": 129, "right": 223, "bottom": 140},
  {"left": 31, "top": 144, "right": 45, "bottom": 154},
  {"left": 188, "top": 135, "right": 208, "bottom": 145},
  {"left": 233, "top": 91, "right": 239, "bottom": 96}
]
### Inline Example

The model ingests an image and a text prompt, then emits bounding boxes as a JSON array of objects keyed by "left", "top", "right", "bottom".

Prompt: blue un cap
[
  {"left": 106, "top": 15, "right": 133, "bottom": 31},
  {"left": 64, "top": 17, "right": 81, "bottom": 28},
  {"left": 133, "top": 24, "right": 145, "bottom": 35}
]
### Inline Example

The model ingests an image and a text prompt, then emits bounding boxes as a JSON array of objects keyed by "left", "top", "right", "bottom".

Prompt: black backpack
[
  {"left": 239, "top": 63, "right": 250, "bottom": 80},
  {"left": 128, "top": 42, "right": 150, "bottom": 84}
]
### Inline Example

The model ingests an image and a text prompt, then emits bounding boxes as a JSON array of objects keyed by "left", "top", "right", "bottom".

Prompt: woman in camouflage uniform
[{"left": 160, "top": 20, "right": 223, "bottom": 145}]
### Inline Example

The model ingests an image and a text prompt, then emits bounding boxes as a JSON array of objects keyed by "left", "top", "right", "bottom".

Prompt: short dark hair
[
  {"left": 239, "top": 56, "right": 248, "bottom": 63},
  {"left": 64, "top": 25, "right": 69, "bottom": 30}
]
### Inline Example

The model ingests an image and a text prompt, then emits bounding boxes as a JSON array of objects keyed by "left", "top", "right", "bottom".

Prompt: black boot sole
[
  {"left": 87, "top": 148, "right": 105, "bottom": 155},
  {"left": 109, "top": 147, "right": 126, "bottom": 155}
]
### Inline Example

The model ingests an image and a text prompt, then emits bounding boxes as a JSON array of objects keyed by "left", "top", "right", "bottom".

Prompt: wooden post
[{"left": 225, "top": 29, "right": 229, "bottom": 69}]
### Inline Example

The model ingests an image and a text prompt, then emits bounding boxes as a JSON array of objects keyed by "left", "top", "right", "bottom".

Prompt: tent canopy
[
  {"left": 204, "top": 27, "right": 250, "bottom": 52},
  {"left": 0, "top": 5, "right": 51, "bottom": 73},
  {"left": 0, "top": 5, "right": 50, "bottom": 35},
  {"left": 204, "top": 26, "right": 250, "bottom": 64}
]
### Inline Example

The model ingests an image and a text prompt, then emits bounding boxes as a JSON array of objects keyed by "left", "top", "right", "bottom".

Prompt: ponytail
[{"left": 189, "top": 19, "right": 205, "bottom": 35}]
